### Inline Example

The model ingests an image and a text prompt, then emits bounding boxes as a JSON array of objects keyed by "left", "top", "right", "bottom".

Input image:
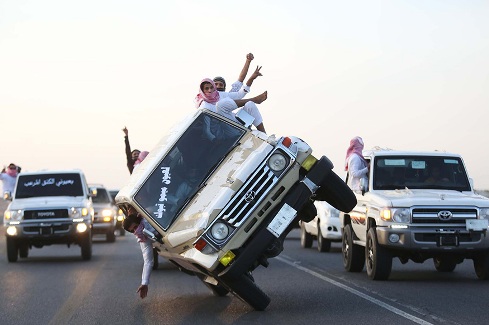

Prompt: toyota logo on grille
[
  {"left": 438, "top": 210, "right": 453, "bottom": 221},
  {"left": 244, "top": 190, "right": 256, "bottom": 203}
]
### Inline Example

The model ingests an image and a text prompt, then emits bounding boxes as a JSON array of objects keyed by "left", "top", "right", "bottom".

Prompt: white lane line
[{"left": 276, "top": 256, "right": 433, "bottom": 325}]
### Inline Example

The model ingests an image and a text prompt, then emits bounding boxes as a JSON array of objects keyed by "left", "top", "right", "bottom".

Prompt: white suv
[
  {"left": 116, "top": 108, "right": 356, "bottom": 310},
  {"left": 3, "top": 170, "right": 94, "bottom": 261},
  {"left": 300, "top": 201, "right": 341, "bottom": 252},
  {"left": 340, "top": 149, "right": 489, "bottom": 280}
]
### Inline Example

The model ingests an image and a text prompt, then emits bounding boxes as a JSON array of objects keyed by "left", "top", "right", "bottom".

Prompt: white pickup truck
[{"left": 340, "top": 149, "right": 489, "bottom": 280}]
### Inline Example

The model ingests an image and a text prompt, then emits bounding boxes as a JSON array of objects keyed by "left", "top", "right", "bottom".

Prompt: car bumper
[
  {"left": 4, "top": 220, "right": 91, "bottom": 244},
  {"left": 219, "top": 156, "right": 333, "bottom": 280},
  {"left": 376, "top": 226, "right": 489, "bottom": 252}
]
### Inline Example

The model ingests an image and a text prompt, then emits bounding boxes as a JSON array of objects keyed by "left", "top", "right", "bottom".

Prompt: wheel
[
  {"left": 366, "top": 227, "right": 392, "bottom": 280},
  {"left": 314, "top": 171, "right": 357, "bottom": 213},
  {"left": 6, "top": 237, "right": 18, "bottom": 263},
  {"left": 342, "top": 224, "right": 364, "bottom": 272},
  {"left": 106, "top": 229, "right": 116, "bottom": 243},
  {"left": 197, "top": 274, "right": 229, "bottom": 297},
  {"left": 433, "top": 257, "right": 457, "bottom": 272},
  {"left": 300, "top": 222, "right": 313, "bottom": 248},
  {"left": 19, "top": 243, "right": 29, "bottom": 258},
  {"left": 223, "top": 273, "right": 271, "bottom": 311},
  {"left": 152, "top": 248, "right": 159, "bottom": 270},
  {"left": 473, "top": 252, "right": 489, "bottom": 280},
  {"left": 119, "top": 228, "right": 126, "bottom": 236},
  {"left": 317, "top": 224, "right": 331, "bottom": 252},
  {"left": 81, "top": 231, "right": 92, "bottom": 261}
]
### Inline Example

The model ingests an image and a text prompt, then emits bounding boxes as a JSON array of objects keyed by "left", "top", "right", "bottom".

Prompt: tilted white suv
[
  {"left": 116, "top": 108, "right": 356, "bottom": 310},
  {"left": 340, "top": 149, "right": 489, "bottom": 280},
  {"left": 3, "top": 170, "right": 94, "bottom": 262}
]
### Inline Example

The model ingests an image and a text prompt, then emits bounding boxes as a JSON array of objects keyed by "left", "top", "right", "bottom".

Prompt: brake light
[{"left": 282, "top": 137, "right": 292, "bottom": 148}]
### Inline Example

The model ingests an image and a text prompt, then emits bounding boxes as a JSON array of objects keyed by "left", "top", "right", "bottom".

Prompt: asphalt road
[{"left": 1, "top": 224, "right": 489, "bottom": 325}]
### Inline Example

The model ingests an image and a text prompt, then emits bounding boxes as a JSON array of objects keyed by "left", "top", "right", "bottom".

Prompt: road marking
[{"left": 277, "top": 256, "right": 433, "bottom": 325}]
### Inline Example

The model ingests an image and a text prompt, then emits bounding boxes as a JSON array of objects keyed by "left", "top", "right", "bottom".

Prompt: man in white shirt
[{"left": 123, "top": 210, "right": 157, "bottom": 299}]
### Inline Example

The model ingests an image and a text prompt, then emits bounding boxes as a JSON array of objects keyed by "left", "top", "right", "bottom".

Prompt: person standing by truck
[{"left": 345, "top": 136, "right": 369, "bottom": 192}]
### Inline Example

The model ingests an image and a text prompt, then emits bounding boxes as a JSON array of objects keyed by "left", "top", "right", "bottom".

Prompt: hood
[
  {"left": 369, "top": 189, "right": 489, "bottom": 208},
  {"left": 8, "top": 196, "right": 87, "bottom": 210},
  {"left": 164, "top": 134, "right": 272, "bottom": 248}
]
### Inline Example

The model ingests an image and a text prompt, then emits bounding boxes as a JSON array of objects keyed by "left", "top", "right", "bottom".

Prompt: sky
[{"left": 1, "top": 0, "right": 488, "bottom": 191}]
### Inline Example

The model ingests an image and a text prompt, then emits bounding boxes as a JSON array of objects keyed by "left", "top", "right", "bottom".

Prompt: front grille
[
  {"left": 222, "top": 166, "right": 278, "bottom": 227},
  {"left": 412, "top": 207, "right": 477, "bottom": 225},
  {"left": 24, "top": 225, "right": 71, "bottom": 233},
  {"left": 23, "top": 209, "right": 69, "bottom": 220}
]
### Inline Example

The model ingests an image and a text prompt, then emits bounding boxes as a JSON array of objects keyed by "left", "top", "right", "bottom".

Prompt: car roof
[
  {"left": 363, "top": 148, "right": 461, "bottom": 159},
  {"left": 18, "top": 169, "right": 86, "bottom": 176}
]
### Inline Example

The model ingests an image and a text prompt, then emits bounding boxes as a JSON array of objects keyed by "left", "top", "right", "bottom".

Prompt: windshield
[
  {"left": 373, "top": 156, "right": 471, "bottom": 191},
  {"left": 16, "top": 173, "right": 85, "bottom": 198},
  {"left": 134, "top": 112, "right": 245, "bottom": 230},
  {"left": 93, "top": 188, "right": 112, "bottom": 204}
]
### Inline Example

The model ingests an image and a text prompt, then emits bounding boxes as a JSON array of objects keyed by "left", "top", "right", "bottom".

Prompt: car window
[
  {"left": 134, "top": 112, "right": 245, "bottom": 230},
  {"left": 373, "top": 156, "right": 470, "bottom": 191},
  {"left": 92, "top": 188, "right": 112, "bottom": 204},
  {"left": 15, "top": 173, "right": 84, "bottom": 198}
]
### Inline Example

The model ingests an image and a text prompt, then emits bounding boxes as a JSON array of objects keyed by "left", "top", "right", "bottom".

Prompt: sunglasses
[{"left": 8, "top": 166, "right": 16, "bottom": 170}]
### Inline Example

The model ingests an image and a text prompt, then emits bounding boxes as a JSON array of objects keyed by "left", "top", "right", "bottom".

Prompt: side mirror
[
  {"left": 235, "top": 109, "right": 255, "bottom": 129},
  {"left": 3, "top": 191, "right": 12, "bottom": 201},
  {"left": 89, "top": 187, "right": 98, "bottom": 198},
  {"left": 142, "top": 228, "right": 163, "bottom": 244}
]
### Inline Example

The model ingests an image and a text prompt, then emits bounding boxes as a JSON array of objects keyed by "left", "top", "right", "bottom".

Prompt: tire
[
  {"left": 223, "top": 273, "right": 271, "bottom": 311},
  {"left": 197, "top": 275, "right": 229, "bottom": 297},
  {"left": 433, "top": 257, "right": 457, "bottom": 272},
  {"left": 106, "top": 229, "right": 116, "bottom": 243},
  {"left": 300, "top": 222, "right": 313, "bottom": 248},
  {"left": 366, "top": 228, "right": 392, "bottom": 280},
  {"left": 119, "top": 228, "right": 126, "bottom": 236},
  {"left": 317, "top": 224, "right": 331, "bottom": 252},
  {"left": 81, "top": 231, "right": 92, "bottom": 261},
  {"left": 152, "top": 248, "right": 159, "bottom": 270},
  {"left": 314, "top": 171, "right": 357, "bottom": 213},
  {"left": 342, "top": 224, "right": 364, "bottom": 272},
  {"left": 473, "top": 252, "right": 489, "bottom": 280},
  {"left": 19, "top": 243, "right": 29, "bottom": 258},
  {"left": 6, "top": 237, "right": 18, "bottom": 263}
]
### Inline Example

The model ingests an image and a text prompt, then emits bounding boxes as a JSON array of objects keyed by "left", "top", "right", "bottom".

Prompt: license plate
[
  {"left": 40, "top": 227, "right": 53, "bottom": 235},
  {"left": 466, "top": 219, "right": 489, "bottom": 231},
  {"left": 437, "top": 235, "right": 458, "bottom": 247},
  {"left": 267, "top": 203, "right": 297, "bottom": 238}
]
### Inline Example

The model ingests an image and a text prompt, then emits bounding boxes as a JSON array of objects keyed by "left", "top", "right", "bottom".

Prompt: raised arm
[
  {"left": 245, "top": 65, "right": 263, "bottom": 87},
  {"left": 237, "top": 53, "right": 254, "bottom": 82}
]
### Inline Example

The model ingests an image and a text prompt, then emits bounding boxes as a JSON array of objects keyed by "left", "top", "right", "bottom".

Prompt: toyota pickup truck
[
  {"left": 116, "top": 108, "right": 356, "bottom": 310},
  {"left": 340, "top": 149, "right": 489, "bottom": 280},
  {"left": 3, "top": 170, "right": 94, "bottom": 262}
]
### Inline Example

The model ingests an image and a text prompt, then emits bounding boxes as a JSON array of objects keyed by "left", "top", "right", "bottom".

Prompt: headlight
[
  {"left": 392, "top": 208, "right": 411, "bottom": 223},
  {"left": 210, "top": 222, "right": 229, "bottom": 241},
  {"left": 268, "top": 152, "right": 287, "bottom": 172},
  {"left": 102, "top": 209, "right": 114, "bottom": 217},
  {"left": 70, "top": 207, "right": 90, "bottom": 218},
  {"left": 381, "top": 208, "right": 410, "bottom": 223},
  {"left": 4, "top": 209, "right": 24, "bottom": 221},
  {"left": 480, "top": 208, "right": 489, "bottom": 220}
]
